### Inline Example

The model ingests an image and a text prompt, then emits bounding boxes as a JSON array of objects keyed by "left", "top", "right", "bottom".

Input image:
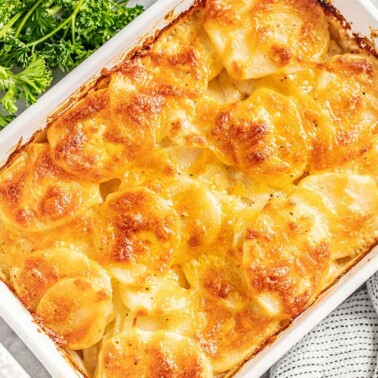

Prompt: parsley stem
[
  {"left": 15, "top": 0, "right": 44, "bottom": 38},
  {"left": 48, "top": 5, "right": 62, "bottom": 17},
  {"left": 25, "top": 0, "right": 87, "bottom": 48},
  {"left": 62, "top": 25, "right": 70, "bottom": 40},
  {"left": 72, "top": 15, "right": 76, "bottom": 45},
  {"left": 0, "top": 12, "right": 23, "bottom": 40}
]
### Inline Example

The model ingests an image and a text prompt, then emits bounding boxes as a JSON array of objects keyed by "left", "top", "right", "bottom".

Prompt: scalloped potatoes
[{"left": 0, "top": 1, "right": 377, "bottom": 377}]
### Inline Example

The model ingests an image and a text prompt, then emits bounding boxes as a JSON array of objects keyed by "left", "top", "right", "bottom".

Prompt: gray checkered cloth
[{"left": 271, "top": 272, "right": 378, "bottom": 378}]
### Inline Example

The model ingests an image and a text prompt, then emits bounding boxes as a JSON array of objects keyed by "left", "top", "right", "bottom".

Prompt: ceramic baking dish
[{"left": 0, "top": 1, "right": 377, "bottom": 377}]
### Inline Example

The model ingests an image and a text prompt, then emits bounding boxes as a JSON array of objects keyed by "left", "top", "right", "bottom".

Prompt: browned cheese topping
[{"left": 0, "top": 1, "right": 377, "bottom": 377}]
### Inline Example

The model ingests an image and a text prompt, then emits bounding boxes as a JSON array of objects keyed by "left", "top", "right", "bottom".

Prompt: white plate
[{"left": 0, "top": 1, "right": 377, "bottom": 377}]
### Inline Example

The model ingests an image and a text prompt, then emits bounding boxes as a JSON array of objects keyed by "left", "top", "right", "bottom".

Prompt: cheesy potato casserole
[{"left": 0, "top": 0, "right": 378, "bottom": 376}]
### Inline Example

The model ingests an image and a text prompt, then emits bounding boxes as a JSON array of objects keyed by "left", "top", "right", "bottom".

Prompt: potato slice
[
  {"left": 96, "top": 329, "right": 213, "bottom": 378},
  {"left": 204, "top": 0, "right": 329, "bottom": 79}
]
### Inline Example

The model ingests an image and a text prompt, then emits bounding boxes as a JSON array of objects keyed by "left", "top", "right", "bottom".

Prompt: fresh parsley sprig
[{"left": 0, "top": 0, "right": 144, "bottom": 129}]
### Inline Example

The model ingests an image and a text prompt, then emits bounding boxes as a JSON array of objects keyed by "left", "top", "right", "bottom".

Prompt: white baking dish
[{"left": 0, "top": 1, "right": 377, "bottom": 377}]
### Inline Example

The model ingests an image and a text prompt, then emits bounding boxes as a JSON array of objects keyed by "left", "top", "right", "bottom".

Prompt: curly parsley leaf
[
  {"left": 0, "top": 113, "right": 15, "bottom": 129},
  {"left": 43, "top": 40, "right": 93, "bottom": 71},
  {"left": 73, "top": 0, "right": 144, "bottom": 47},
  {"left": 20, "top": 5, "right": 58, "bottom": 44},
  {"left": 0, "top": 56, "right": 52, "bottom": 116},
  {"left": 0, "top": 0, "right": 144, "bottom": 129},
  {"left": 0, "top": 1, "right": 24, "bottom": 28},
  {"left": 0, "top": 34, "right": 31, "bottom": 67}
]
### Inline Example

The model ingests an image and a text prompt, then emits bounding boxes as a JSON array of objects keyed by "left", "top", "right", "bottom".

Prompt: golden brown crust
[
  {"left": 205, "top": 0, "right": 330, "bottom": 79},
  {"left": 317, "top": 0, "right": 378, "bottom": 59},
  {"left": 243, "top": 198, "right": 331, "bottom": 317},
  {"left": 48, "top": 88, "right": 145, "bottom": 182},
  {"left": 205, "top": 88, "right": 309, "bottom": 187},
  {"left": 0, "top": 144, "right": 100, "bottom": 232},
  {"left": 11, "top": 248, "right": 112, "bottom": 350},
  {"left": 96, "top": 329, "right": 213, "bottom": 378},
  {"left": 93, "top": 188, "right": 181, "bottom": 285},
  {"left": 310, "top": 54, "right": 378, "bottom": 171}
]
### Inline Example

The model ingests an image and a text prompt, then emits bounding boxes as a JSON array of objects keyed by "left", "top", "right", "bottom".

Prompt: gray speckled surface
[{"left": 0, "top": 318, "right": 49, "bottom": 378}]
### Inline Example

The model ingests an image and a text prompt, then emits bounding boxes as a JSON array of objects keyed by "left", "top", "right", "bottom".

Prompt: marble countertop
[{"left": 0, "top": 318, "right": 48, "bottom": 378}]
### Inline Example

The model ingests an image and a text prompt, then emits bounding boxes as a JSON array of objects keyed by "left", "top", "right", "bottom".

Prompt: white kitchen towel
[{"left": 270, "top": 272, "right": 378, "bottom": 378}]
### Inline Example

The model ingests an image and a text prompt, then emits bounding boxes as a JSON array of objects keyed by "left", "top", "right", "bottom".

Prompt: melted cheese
[
  {"left": 152, "top": 6, "right": 223, "bottom": 80},
  {"left": 243, "top": 198, "right": 331, "bottom": 317},
  {"left": 204, "top": 0, "right": 329, "bottom": 79},
  {"left": 169, "top": 178, "right": 223, "bottom": 261},
  {"left": 48, "top": 45, "right": 210, "bottom": 182},
  {"left": 250, "top": 55, "right": 378, "bottom": 172},
  {"left": 11, "top": 248, "right": 112, "bottom": 349},
  {"left": 310, "top": 54, "right": 378, "bottom": 171},
  {"left": 0, "top": 144, "right": 100, "bottom": 232},
  {"left": 344, "top": 136, "right": 378, "bottom": 184},
  {"left": 0, "top": 1, "right": 377, "bottom": 377},
  {"left": 93, "top": 188, "right": 180, "bottom": 285},
  {"left": 119, "top": 268, "right": 191, "bottom": 315},
  {"left": 47, "top": 89, "right": 131, "bottom": 182},
  {"left": 204, "top": 88, "right": 310, "bottom": 187},
  {"left": 11, "top": 248, "right": 109, "bottom": 310},
  {"left": 36, "top": 277, "right": 111, "bottom": 350},
  {"left": 292, "top": 172, "right": 378, "bottom": 259},
  {"left": 182, "top": 256, "right": 280, "bottom": 372},
  {"left": 96, "top": 329, "right": 213, "bottom": 378},
  {"left": 128, "top": 268, "right": 279, "bottom": 373}
]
